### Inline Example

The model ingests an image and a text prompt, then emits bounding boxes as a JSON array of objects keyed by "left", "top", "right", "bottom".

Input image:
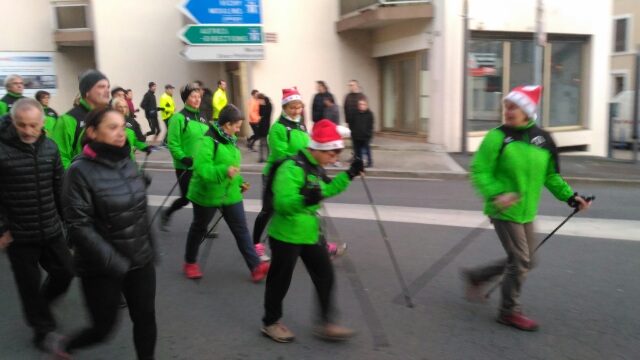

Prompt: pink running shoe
[
  {"left": 255, "top": 243, "right": 270, "bottom": 262},
  {"left": 326, "top": 242, "right": 347, "bottom": 259}
]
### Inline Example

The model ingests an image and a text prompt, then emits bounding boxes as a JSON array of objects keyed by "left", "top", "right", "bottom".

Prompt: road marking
[{"left": 146, "top": 196, "right": 640, "bottom": 242}]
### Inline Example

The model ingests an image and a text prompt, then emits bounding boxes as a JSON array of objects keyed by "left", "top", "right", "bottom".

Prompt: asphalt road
[{"left": 1, "top": 171, "right": 638, "bottom": 359}]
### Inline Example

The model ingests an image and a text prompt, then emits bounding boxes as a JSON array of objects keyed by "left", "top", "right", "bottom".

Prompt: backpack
[{"left": 262, "top": 151, "right": 331, "bottom": 210}]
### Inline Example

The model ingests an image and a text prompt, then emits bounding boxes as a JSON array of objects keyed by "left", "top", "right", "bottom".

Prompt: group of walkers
[{"left": 0, "top": 70, "right": 593, "bottom": 359}]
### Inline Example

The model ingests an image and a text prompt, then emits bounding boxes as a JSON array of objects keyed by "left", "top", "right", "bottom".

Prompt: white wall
[
  {"left": 91, "top": 0, "right": 224, "bottom": 134},
  {"left": 0, "top": 0, "right": 94, "bottom": 112},
  {"left": 252, "top": 0, "right": 378, "bottom": 130}
]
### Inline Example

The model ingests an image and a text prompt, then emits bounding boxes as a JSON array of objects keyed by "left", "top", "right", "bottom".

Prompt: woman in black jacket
[
  {"left": 257, "top": 93, "right": 272, "bottom": 163},
  {"left": 54, "top": 108, "right": 157, "bottom": 360}
]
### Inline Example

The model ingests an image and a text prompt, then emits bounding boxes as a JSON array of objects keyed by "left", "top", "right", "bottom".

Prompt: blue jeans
[
  {"left": 352, "top": 139, "right": 372, "bottom": 165},
  {"left": 185, "top": 201, "right": 260, "bottom": 271}
]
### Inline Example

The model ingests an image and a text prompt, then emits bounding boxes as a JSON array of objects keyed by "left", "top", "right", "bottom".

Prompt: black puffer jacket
[
  {"left": 0, "top": 115, "right": 64, "bottom": 242},
  {"left": 62, "top": 144, "right": 154, "bottom": 278}
]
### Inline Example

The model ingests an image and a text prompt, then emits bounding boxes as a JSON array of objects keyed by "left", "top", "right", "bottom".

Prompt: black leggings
[
  {"left": 253, "top": 175, "right": 273, "bottom": 245},
  {"left": 67, "top": 262, "right": 156, "bottom": 360},
  {"left": 166, "top": 169, "right": 192, "bottom": 217}
]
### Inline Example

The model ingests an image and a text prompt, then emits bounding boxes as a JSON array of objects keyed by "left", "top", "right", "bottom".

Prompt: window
[
  {"left": 467, "top": 40, "right": 504, "bottom": 131},
  {"left": 613, "top": 17, "right": 629, "bottom": 53},
  {"left": 468, "top": 33, "right": 587, "bottom": 131},
  {"left": 612, "top": 74, "right": 626, "bottom": 97},
  {"left": 53, "top": 3, "right": 90, "bottom": 30},
  {"left": 548, "top": 42, "right": 583, "bottom": 127}
]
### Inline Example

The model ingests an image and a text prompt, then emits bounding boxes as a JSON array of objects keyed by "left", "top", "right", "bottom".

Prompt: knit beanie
[
  {"left": 503, "top": 85, "right": 542, "bottom": 119},
  {"left": 309, "top": 119, "right": 351, "bottom": 150},
  {"left": 282, "top": 86, "right": 302, "bottom": 106},
  {"left": 180, "top": 83, "right": 200, "bottom": 103},
  {"left": 79, "top": 70, "right": 108, "bottom": 98}
]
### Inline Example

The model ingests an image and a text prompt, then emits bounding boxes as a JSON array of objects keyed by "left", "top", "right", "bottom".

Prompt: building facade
[{"left": 0, "top": 0, "right": 612, "bottom": 155}]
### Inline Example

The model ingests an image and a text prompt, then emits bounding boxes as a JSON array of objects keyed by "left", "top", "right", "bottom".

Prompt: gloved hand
[
  {"left": 140, "top": 170, "right": 152, "bottom": 187},
  {"left": 303, "top": 186, "right": 323, "bottom": 206},
  {"left": 347, "top": 157, "right": 365, "bottom": 180},
  {"left": 180, "top": 157, "right": 194, "bottom": 167}
]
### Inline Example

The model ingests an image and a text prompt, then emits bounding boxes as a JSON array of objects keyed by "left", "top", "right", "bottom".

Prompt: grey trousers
[{"left": 467, "top": 220, "right": 537, "bottom": 315}]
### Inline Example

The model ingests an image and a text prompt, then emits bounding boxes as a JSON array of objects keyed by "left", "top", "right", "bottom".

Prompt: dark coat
[
  {"left": 200, "top": 88, "right": 214, "bottom": 121},
  {"left": 343, "top": 92, "right": 363, "bottom": 123},
  {"left": 0, "top": 115, "right": 64, "bottom": 243},
  {"left": 257, "top": 97, "right": 273, "bottom": 137},
  {"left": 322, "top": 105, "right": 340, "bottom": 125},
  {"left": 140, "top": 90, "right": 157, "bottom": 118},
  {"left": 311, "top": 91, "right": 333, "bottom": 122},
  {"left": 62, "top": 146, "right": 154, "bottom": 278},
  {"left": 350, "top": 109, "right": 374, "bottom": 141}
]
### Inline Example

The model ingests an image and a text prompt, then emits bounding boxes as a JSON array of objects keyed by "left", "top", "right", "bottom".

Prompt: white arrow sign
[{"left": 180, "top": 45, "right": 264, "bottom": 61}]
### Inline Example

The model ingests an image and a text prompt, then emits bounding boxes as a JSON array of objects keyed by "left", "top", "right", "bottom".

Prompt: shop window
[
  {"left": 467, "top": 40, "right": 504, "bottom": 131},
  {"left": 548, "top": 42, "right": 582, "bottom": 127}
]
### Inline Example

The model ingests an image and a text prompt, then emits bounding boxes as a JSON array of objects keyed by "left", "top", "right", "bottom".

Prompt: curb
[{"left": 142, "top": 161, "right": 640, "bottom": 184}]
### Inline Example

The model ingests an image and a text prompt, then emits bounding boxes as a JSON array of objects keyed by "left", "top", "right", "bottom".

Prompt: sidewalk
[{"left": 138, "top": 137, "right": 640, "bottom": 184}]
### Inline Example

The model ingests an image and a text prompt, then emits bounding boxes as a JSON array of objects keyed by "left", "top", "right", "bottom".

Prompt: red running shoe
[
  {"left": 183, "top": 263, "right": 203, "bottom": 279},
  {"left": 496, "top": 312, "right": 539, "bottom": 331},
  {"left": 251, "top": 262, "right": 270, "bottom": 282}
]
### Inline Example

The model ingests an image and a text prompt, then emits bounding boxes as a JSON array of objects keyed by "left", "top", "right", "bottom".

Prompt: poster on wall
[{"left": 0, "top": 52, "right": 57, "bottom": 97}]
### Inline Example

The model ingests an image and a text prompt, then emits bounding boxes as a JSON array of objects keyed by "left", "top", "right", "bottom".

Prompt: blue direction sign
[{"left": 179, "top": 0, "right": 261, "bottom": 25}]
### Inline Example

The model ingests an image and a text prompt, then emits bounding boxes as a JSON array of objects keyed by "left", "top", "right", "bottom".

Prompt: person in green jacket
[
  {"left": 261, "top": 119, "right": 364, "bottom": 343},
  {"left": 182, "top": 104, "right": 270, "bottom": 281},
  {"left": 35, "top": 90, "right": 58, "bottom": 136},
  {"left": 462, "top": 85, "right": 592, "bottom": 332},
  {"left": 0, "top": 74, "right": 25, "bottom": 116},
  {"left": 159, "top": 83, "right": 209, "bottom": 231},
  {"left": 50, "top": 70, "right": 110, "bottom": 168},
  {"left": 253, "top": 86, "right": 346, "bottom": 262},
  {"left": 212, "top": 80, "right": 227, "bottom": 121},
  {"left": 111, "top": 97, "right": 152, "bottom": 160}
]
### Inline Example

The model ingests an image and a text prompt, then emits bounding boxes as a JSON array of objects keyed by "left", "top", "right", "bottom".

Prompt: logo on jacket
[
  {"left": 79, "top": 121, "right": 85, "bottom": 127},
  {"left": 504, "top": 136, "right": 514, "bottom": 144},
  {"left": 198, "top": 116, "right": 207, "bottom": 124},
  {"left": 531, "top": 136, "right": 546, "bottom": 147}
]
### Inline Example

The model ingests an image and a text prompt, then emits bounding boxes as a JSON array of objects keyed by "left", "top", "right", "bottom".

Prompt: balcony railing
[{"left": 340, "top": 0, "right": 431, "bottom": 17}]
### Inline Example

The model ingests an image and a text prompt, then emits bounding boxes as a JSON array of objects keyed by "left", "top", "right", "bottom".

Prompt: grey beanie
[{"left": 78, "top": 70, "right": 108, "bottom": 98}]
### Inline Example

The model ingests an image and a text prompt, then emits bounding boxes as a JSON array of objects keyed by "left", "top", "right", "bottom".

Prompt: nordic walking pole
[
  {"left": 200, "top": 213, "right": 224, "bottom": 245},
  {"left": 141, "top": 150, "right": 151, "bottom": 170},
  {"left": 149, "top": 170, "right": 187, "bottom": 227},
  {"left": 361, "top": 176, "right": 414, "bottom": 308},
  {"left": 484, "top": 195, "right": 595, "bottom": 298}
]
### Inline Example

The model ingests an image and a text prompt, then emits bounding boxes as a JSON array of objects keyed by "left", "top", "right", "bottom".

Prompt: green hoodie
[
  {"left": 470, "top": 122, "right": 574, "bottom": 223},
  {"left": 50, "top": 99, "right": 92, "bottom": 169},
  {"left": 262, "top": 115, "right": 310, "bottom": 176},
  {"left": 0, "top": 91, "right": 24, "bottom": 115},
  {"left": 268, "top": 149, "right": 352, "bottom": 245},
  {"left": 167, "top": 106, "right": 209, "bottom": 170},
  {"left": 187, "top": 123, "right": 245, "bottom": 207},
  {"left": 125, "top": 127, "right": 148, "bottom": 160}
]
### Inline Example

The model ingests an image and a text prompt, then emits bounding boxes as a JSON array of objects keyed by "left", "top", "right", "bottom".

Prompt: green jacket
[
  {"left": 470, "top": 122, "right": 574, "bottom": 223},
  {"left": 50, "top": 99, "right": 92, "bottom": 169},
  {"left": 212, "top": 88, "right": 227, "bottom": 119},
  {"left": 159, "top": 92, "right": 175, "bottom": 120},
  {"left": 125, "top": 127, "right": 148, "bottom": 160},
  {"left": 0, "top": 92, "right": 23, "bottom": 115},
  {"left": 262, "top": 115, "right": 310, "bottom": 176},
  {"left": 188, "top": 123, "right": 244, "bottom": 208},
  {"left": 43, "top": 106, "right": 58, "bottom": 136},
  {"left": 167, "top": 106, "right": 209, "bottom": 170},
  {"left": 268, "top": 149, "right": 352, "bottom": 245}
]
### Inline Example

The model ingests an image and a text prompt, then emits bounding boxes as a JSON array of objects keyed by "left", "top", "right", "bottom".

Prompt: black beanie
[
  {"left": 180, "top": 83, "right": 200, "bottom": 103},
  {"left": 78, "top": 70, "right": 108, "bottom": 98}
]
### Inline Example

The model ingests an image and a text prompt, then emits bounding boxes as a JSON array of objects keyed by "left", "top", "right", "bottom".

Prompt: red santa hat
[
  {"left": 281, "top": 86, "right": 303, "bottom": 106},
  {"left": 503, "top": 85, "right": 542, "bottom": 118},
  {"left": 309, "top": 119, "right": 351, "bottom": 150}
]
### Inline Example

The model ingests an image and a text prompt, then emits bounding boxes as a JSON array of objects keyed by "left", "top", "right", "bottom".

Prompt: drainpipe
[{"left": 461, "top": 0, "right": 469, "bottom": 155}]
